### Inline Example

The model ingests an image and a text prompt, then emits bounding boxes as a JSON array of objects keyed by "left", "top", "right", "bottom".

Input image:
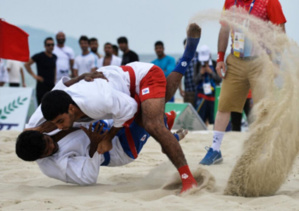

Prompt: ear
[{"left": 68, "top": 104, "right": 76, "bottom": 114}]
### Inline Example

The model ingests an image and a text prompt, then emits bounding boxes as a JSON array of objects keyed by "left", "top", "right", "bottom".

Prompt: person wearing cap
[{"left": 193, "top": 45, "right": 221, "bottom": 126}]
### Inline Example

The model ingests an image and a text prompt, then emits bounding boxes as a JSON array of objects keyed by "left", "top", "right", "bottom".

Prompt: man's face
[
  {"left": 104, "top": 44, "right": 113, "bottom": 56},
  {"left": 155, "top": 45, "right": 164, "bottom": 58},
  {"left": 80, "top": 40, "right": 89, "bottom": 52},
  {"left": 118, "top": 43, "right": 127, "bottom": 52},
  {"left": 51, "top": 113, "right": 75, "bottom": 130},
  {"left": 89, "top": 41, "right": 98, "bottom": 53},
  {"left": 56, "top": 33, "right": 66, "bottom": 45},
  {"left": 40, "top": 135, "right": 59, "bottom": 158},
  {"left": 45, "top": 40, "right": 55, "bottom": 53}
]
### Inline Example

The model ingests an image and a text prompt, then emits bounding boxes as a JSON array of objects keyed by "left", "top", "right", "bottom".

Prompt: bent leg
[{"left": 142, "top": 98, "right": 197, "bottom": 193}]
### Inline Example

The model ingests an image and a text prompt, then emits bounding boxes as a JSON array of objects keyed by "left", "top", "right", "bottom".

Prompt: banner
[
  {"left": 0, "top": 87, "right": 33, "bottom": 131},
  {"left": 165, "top": 102, "right": 206, "bottom": 131}
]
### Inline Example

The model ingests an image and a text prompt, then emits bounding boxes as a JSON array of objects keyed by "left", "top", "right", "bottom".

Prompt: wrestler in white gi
[{"left": 25, "top": 23, "right": 202, "bottom": 193}]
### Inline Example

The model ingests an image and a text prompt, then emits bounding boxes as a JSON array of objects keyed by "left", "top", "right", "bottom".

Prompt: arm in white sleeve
[{"left": 65, "top": 153, "right": 104, "bottom": 185}]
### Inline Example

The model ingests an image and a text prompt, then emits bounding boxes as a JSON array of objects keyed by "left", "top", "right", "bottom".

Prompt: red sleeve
[
  {"left": 220, "top": 0, "right": 234, "bottom": 26},
  {"left": 267, "top": 0, "right": 287, "bottom": 25}
]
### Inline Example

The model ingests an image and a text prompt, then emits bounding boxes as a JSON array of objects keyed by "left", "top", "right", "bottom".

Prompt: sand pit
[{"left": 1, "top": 130, "right": 299, "bottom": 210}]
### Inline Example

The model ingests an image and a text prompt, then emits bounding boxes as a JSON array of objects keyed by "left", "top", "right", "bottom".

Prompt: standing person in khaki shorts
[{"left": 200, "top": 0, "right": 287, "bottom": 165}]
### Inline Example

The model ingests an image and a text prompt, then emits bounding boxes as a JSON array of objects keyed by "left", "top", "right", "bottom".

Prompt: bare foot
[
  {"left": 187, "top": 23, "right": 201, "bottom": 38},
  {"left": 175, "top": 128, "right": 188, "bottom": 141}
]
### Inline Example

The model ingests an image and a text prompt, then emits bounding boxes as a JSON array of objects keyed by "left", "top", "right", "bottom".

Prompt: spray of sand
[{"left": 190, "top": 8, "right": 299, "bottom": 196}]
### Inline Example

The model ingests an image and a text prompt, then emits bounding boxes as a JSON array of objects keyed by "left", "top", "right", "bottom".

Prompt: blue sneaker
[{"left": 199, "top": 147, "right": 223, "bottom": 165}]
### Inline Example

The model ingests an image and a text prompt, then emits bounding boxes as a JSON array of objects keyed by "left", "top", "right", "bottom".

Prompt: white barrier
[{"left": 0, "top": 87, "right": 33, "bottom": 131}]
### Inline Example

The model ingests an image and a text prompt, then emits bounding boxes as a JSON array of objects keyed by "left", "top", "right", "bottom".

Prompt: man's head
[
  {"left": 112, "top": 45, "right": 119, "bottom": 56},
  {"left": 44, "top": 37, "right": 55, "bottom": 54},
  {"left": 89, "top": 37, "right": 99, "bottom": 54},
  {"left": 16, "top": 131, "right": 59, "bottom": 161},
  {"left": 117, "top": 36, "right": 128, "bottom": 52},
  {"left": 198, "top": 45, "right": 211, "bottom": 64},
  {"left": 104, "top": 42, "right": 113, "bottom": 56},
  {"left": 154, "top": 41, "right": 165, "bottom": 59},
  {"left": 56, "top": 31, "right": 66, "bottom": 46},
  {"left": 41, "top": 90, "right": 78, "bottom": 130},
  {"left": 79, "top": 35, "right": 89, "bottom": 53}
]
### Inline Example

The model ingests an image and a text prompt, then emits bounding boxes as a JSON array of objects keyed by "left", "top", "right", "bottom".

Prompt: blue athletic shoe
[{"left": 199, "top": 147, "right": 223, "bottom": 165}]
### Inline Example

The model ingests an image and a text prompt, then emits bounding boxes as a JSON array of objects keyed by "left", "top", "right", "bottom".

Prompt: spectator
[
  {"left": 53, "top": 31, "right": 75, "bottom": 83},
  {"left": 89, "top": 37, "right": 102, "bottom": 59},
  {"left": 98, "top": 43, "right": 122, "bottom": 67},
  {"left": 200, "top": 0, "right": 286, "bottom": 165},
  {"left": 73, "top": 36, "right": 98, "bottom": 77},
  {"left": 178, "top": 39, "right": 198, "bottom": 107},
  {"left": 6, "top": 59, "right": 26, "bottom": 87},
  {"left": 231, "top": 90, "right": 252, "bottom": 131},
  {"left": 194, "top": 45, "right": 221, "bottom": 126},
  {"left": 151, "top": 41, "right": 176, "bottom": 102},
  {"left": 117, "top": 36, "right": 139, "bottom": 65},
  {"left": 112, "top": 44, "right": 119, "bottom": 56},
  {"left": 24, "top": 37, "right": 57, "bottom": 105}
]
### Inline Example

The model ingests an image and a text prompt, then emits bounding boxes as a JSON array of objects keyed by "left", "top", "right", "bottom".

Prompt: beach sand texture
[{"left": 1, "top": 130, "right": 299, "bottom": 210}]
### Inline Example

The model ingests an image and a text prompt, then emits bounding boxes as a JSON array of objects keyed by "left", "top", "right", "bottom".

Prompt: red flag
[{"left": 0, "top": 19, "right": 29, "bottom": 62}]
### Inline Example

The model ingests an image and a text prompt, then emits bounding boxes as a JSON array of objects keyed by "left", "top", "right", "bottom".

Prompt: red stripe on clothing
[
  {"left": 124, "top": 127, "right": 138, "bottom": 159},
  {"left": 197, "top": 93, "right": 215, "bottom": 101}
]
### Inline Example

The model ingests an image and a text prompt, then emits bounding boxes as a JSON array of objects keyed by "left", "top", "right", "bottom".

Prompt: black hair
[
  {"left": 16, "top": 131, "right": 46, "bottom": 161},
  {"left": 104, "top": 42, "right": 113, "bottom": 47},
  {"left": 44, "top": 37, "right": 54, "bottom": 46},
  {"left": 89, "top": 37, "right": 98, "bottom": 44},
  {"left": 112, "top": 45, "right": 118, "bottom": 52},
  {"left": 41, "top": 90, "right": 77, "bottom": 121},
  {"left": 79, "top": 35, "right": 89, "bottom": 43},
  {"left": 155, "top": 41, "right": 164, "bottom": 47},
  {"left": 183, "top": 38, "right": 187, "bottom": 45},
  {"left": 117, "top": 36, "right": 128, "bottom": 44}
]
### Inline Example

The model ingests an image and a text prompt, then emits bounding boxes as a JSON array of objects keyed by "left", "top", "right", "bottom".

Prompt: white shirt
[
  {"left": 98, "top": 55, "right": 122, "bottom": 68},
  {"left": 0, "top": 59, "right": 8, "bottom": 83},
  {"left": 53, "top": 45, "right": 75, "bottom": 83},
  {"left": 36, "top": 129, "right": 133, "bottom": 185},
  {"left": 73, "top": 52, "right": 98, "bottom": 76},
  {"left": 6, "top": 60, "right": 23, "bottom": 83}
]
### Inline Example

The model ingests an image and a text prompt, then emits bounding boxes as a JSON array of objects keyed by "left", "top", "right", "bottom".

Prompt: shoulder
[
  {"left": 224, "top": 0, "right": 235, "bottom": 10},
  {"left": 64, "top": 46, "right": 74, "bottom": 52},
  {"left": 166, "top": 55, "right": 176, "bottom": 61},
  {"left": 32, "top": 52, "right": 44, "bottom": 59},
  {"left": 129, "top": 50, "right": 138, "bottom": 56}
]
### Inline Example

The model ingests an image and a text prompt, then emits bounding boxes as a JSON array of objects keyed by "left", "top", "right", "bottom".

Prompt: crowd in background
[{"left": 0, "top": 30, "right": 250, "bottom": 132}]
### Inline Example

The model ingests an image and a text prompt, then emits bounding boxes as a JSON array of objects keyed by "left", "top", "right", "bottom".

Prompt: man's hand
[
  {"left": 96, "top": 136, "right": 113, "bottom": 154},
  {"left": 35, "top": 75, "right": 44, "bottom": 82},
  {"left": 216, "top": 62, "right": 226, "bottom": 79},
  {"left": 83, "top": 71, "right": 108, "bottom": 82},
  {"left": 64, "top": 71, "right": 108, "bottom": 87},
  {"left": 200, "top": 66, "right": 206, "bottom": 75},
  {"left": 81, "top": 122, "right": 108, "bottom": 157}
]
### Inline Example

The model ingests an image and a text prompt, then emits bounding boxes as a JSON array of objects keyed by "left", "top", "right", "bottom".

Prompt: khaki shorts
[{"left": 218, "top": 54, "right": 263, "bottom": 113}]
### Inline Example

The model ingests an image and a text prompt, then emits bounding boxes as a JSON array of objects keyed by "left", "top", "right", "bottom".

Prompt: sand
[{"left": 1, "top": 130, "right": 299, "bottom": 211}]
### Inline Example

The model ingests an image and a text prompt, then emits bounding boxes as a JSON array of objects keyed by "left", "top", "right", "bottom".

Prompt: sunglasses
[{"left": 46, "top": 43, "right": 54, "bottom": 47}]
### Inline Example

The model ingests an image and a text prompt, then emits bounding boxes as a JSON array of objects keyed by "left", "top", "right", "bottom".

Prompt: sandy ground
[{"left": 1, "top": 130, "right": 299, "bottom": 211}]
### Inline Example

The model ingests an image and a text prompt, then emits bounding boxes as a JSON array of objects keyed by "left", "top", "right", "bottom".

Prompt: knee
[{"left": 142, "top": 119, "right": 164, "bottom": 135}]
